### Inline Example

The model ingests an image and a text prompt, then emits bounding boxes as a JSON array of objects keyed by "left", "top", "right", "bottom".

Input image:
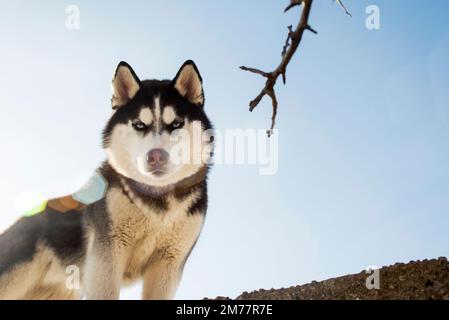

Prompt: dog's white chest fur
[{"left": 105, "top": 187, "right": 204, "bottom": 283}]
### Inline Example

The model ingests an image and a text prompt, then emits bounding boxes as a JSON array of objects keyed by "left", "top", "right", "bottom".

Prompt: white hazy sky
[{"left": 0, "top": 1, "right": 448, "bottom": 299}]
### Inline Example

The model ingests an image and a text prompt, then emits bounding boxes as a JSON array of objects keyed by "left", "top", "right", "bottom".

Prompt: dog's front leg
[
  {"left": 83, "top": 237, "right": 122, "bottom": 300},
  {"left": 142, "top": 256, "right": 184, "bottom": 300}
]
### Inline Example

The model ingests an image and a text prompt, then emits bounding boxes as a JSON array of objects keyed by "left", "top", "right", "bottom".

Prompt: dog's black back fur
[{"left": 0, "top": 208, "right": 84, "bottom": 276}]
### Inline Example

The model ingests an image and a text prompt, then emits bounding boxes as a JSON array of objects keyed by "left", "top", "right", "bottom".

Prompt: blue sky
[{"left": 0, "top": 1, "right": 448, "bottom": 299}]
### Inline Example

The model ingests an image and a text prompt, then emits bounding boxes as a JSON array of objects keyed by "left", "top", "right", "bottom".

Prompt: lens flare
[
  {"left": 14, "top": 191, "right": 47, "bottom": 217},
  {"left": 24, "top": 200, "right": 48, "bottom": 217}
]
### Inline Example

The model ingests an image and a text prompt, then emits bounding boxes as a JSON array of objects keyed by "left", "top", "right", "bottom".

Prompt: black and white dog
[{"left": 0, "top": 60, "right": 213, "bottom": 299}]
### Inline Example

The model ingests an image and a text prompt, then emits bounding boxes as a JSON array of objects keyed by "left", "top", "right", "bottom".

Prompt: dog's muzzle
[{"left": 146, "top": 148, "right": 169, "bottom": 175}]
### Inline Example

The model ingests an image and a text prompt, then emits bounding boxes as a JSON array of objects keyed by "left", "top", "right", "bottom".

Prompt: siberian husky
[{"left": 0, "top": 60, "right": 213, "bottom": 299}]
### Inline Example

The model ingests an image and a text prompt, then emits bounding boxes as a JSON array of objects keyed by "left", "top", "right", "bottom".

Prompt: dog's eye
[
  {"left": 132, "top": 120, "right": 147, "bottom": 131},
  {"left": 171, "top": 120, "right": 184, "bottom": 129}
]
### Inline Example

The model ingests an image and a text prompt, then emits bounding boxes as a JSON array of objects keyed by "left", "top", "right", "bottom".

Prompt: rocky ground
[{"left": 212, "top": 257, "right": 449, "bottom": 300}]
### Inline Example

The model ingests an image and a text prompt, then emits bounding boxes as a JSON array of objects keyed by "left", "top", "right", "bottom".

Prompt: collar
[{"left": 119, "top": 166, "right": 209, "bottom": 200}]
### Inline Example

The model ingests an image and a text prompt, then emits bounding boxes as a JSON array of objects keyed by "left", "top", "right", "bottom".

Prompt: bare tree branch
[
  {"left": 240, "top": 0, "right": 315, "bottom": 136},
  {"left": 240, "top": 0, "right": 351, "bottom": 136}
]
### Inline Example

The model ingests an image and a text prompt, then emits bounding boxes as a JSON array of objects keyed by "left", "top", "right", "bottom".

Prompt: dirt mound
[{"left": 213, "top": 257, "right": 449, "bottom": 300}]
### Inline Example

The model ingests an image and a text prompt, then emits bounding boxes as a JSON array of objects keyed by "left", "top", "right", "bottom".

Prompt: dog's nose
[{"left": 146, "top": 148, "right": 169, "bottom": 167}]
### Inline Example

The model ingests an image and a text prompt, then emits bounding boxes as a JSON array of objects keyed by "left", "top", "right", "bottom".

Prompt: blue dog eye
[
  {"left": 132, "top": 121, "right": 147, "bottom": 131},
  {"left": 172, "top": 120, "right": 184, "bottom": 129}
]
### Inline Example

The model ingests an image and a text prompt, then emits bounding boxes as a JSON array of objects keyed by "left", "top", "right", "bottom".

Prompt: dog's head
[{"left": 103, "top": 60, "right": 213, "bottom": 188}]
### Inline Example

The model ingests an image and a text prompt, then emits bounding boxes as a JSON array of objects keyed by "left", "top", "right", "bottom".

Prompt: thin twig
[
  {"left": 281, "top": 25, "right": 293, "bottom": 58},
  {"left": 336, "top": 0, "right": 352, "bottom": 17},
  {"left": 284, "top": 0, "right": 303, "bottom": 13},
  {"left": 240, "top": 0, "right": 315, "bottom": 136},
  {"left": 239, "top": 66, "right": 270, "bottom": 78}
]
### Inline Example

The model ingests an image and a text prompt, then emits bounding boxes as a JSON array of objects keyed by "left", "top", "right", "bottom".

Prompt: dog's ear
[
  {"left": 173, "top": 60, "right": 204, "bottom": 107},
  {"left": 111, "top": 61, "right": 141, "bottom": 109}
]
